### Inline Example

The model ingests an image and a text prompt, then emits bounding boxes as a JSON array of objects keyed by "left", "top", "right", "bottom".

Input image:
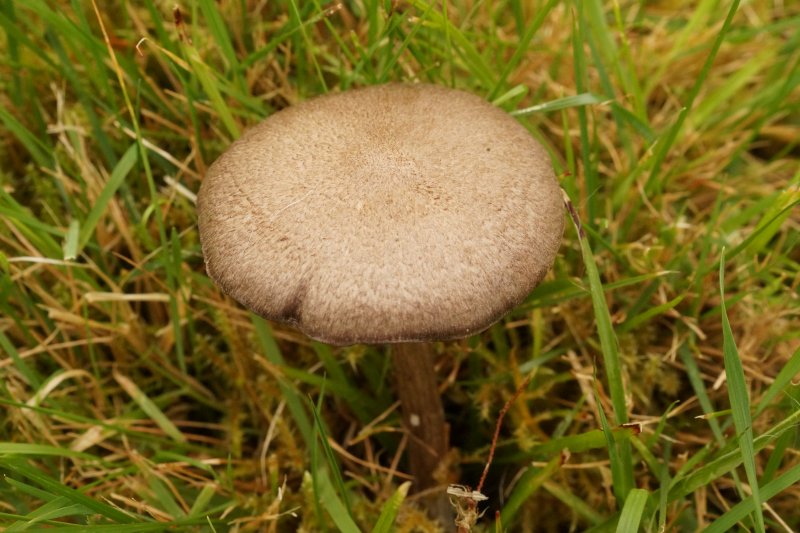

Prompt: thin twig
[{"left": 475, "top": 372, "right": 533, "bottom": 494}]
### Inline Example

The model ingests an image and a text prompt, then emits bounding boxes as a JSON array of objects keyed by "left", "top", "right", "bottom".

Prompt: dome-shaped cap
[{"left": 197, "top": 83, "right": 563, "bottom": 345}]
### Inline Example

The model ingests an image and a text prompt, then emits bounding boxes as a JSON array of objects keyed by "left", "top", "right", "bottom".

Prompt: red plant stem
[{"left": 475, "top": 373, "right": 533, "bottom": 494}]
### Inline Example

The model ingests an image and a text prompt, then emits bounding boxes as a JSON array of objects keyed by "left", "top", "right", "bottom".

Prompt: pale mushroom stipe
[{"left": 197, "top": 83, "right": 564, "bottom": 523}]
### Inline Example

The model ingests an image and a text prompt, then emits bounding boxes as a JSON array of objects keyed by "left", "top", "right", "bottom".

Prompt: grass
[{"left": 1, "top": 0, "right": 799, "bottom": 531}]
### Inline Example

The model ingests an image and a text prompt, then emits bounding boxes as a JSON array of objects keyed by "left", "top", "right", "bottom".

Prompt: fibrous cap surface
[{"left": 198, "top": 83, "right": 564, "bottom": 345}]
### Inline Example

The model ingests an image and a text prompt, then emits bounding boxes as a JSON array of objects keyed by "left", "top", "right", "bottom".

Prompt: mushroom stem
[{"left": 391, "top": 342, "right": 451, "bottom": 520}]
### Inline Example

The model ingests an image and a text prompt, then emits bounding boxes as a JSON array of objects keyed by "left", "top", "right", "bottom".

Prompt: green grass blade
[
  {"left": 718, "top": 250, "right": 765, "bottom": 533},
  {"left": 113, "top": 370, "right": 187, "bottom": 444},
  {"left": 666, "top": 405, "right": 800, "bottom": 502},
  {"left": 595, "top": 379, "right": 628, "bottom": 505},
  {"left": 0, "top": 329, "right": 42, "bottom": 388},
  {"left": 614, "top": 488, "right": 648, "bottom": 533},
  {"left": 311, "top": 469, "right": 360, "bottom": 533},
  {"left": 511, "top": 426, "right": 638, "bottom": 461},
  {"left": 761, "top": 429, "right": 793, "bottom": 485},
  {"left": 510, "top": 93, "right": 603, "bottom": 116},
  {"left": 565, "top": 194, "right": 634, "bottom": 499},
  {"left": 544, "top": 481, "right": 604, "bottom": 525},
  {"left": 518, "top": 271, "right": 677, "bottom": 314},
  {"left": 287, "top": 0, "right": 328, "bottom": 93},
  {"left": 755, "top": 346, "right": 800, "bottom": 416},
  {"left": 144, "top": 473, "right": 185, "bottom": 519},
  {"left": 407, "top": 0, "right": 495, "bottom": 89},
  {"left": 690, "top": 49, "right": 773, "bottom": 128},
  {"left": 309, "top": 393, "right": 355, "bottom": 523},
  {"left": 658, "top": 441, "right": 673, "bottom": 532},
  {"left": 167, "top": 228, "right": 186, "bottom": 374},
  {"left": 618, "top": 295, "right": 684, "bottom": 334},
  {"left": 78, "top": 143, "right": 138, "bottom": 252},
  {"left": 197, "top": 0, "right": 241, "bottom": 77},
  {"left": 62, "top": 219, "right": 80, "bottom": 261},
  {"left": 188, "top": 484, "right": 216, "bottom": 517},
  {"left": 704, "top": 463, "right": 800, "bottom": 533},
  {"left": 12, "top": 518, "right": 221, "bottom": 532},
  {"left": 0, "top": 458, "right": 138, "bottom": 523},
  {"left": 731, "top": 191, "right": 800, "bottom": 261},
  {"left": 371, "top": 481, "right": 410, "bottom": 533},
  {"left": 679, "top": 342, "right": 724, "bottom": 443},
  {"left": 7, "top": 500, "right": 89, "bottom": 531},
  {"left": 0, "top": 105, "right": 54, "bottom": 168},
  {"left": 500, "top": 456, "right": 560, "bottom": 525},
  {"left": 571, "top": 4, "right": 599, "bottom": 222},
  {"left": 4, "top": 477, "right": 56, "bottom": 503},
  {"left": 252, "top": 316, "right": 314, "bottom": 446},
  {"left": 181, "top": 44, "right": 241, "bottom": 140},
  {"left": 488, "top": 0, "right": 560, "bottom": 100},
  {"left": 643, "top": 0, "right": 742, "bottom": 197},
  {"left": 0, "top": 443, "right": 95, "bottom": 460},
  {"left": 491, "top": 84, "right": 527, "bottom": 108}
]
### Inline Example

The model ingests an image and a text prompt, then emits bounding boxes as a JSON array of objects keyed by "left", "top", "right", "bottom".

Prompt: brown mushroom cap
[{"left": 197, "top": 83, "right": 563, "bottom": 345}]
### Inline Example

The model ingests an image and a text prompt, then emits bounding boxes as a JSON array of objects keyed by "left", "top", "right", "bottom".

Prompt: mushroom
[{"left": 197, "top": 83, "right": 563, "bottom": 523}]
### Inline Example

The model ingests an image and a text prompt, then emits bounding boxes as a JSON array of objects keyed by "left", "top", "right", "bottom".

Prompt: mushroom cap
[{"left": 197, "top": 83, "right": 563, "bottom": 345}]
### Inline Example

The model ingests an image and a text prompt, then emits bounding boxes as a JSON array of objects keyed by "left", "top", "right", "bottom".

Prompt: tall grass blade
[
  {"left": 718, "top": 249, "right": 765, "bottom": 533},
  {"left": 565, "top": 193, "right": 634, "bottom": 500},
  {"left": 309, "top": 392, "right": 355, "bottom": 523},
  {"left": 312, "top": 468, "right": 360, "bottom": 533},
  {"left": 571, "top": 4, "right": 598, "bottom": 222},
  {"left": 595, "top": 378, "right": 628, "bottom": 505}
]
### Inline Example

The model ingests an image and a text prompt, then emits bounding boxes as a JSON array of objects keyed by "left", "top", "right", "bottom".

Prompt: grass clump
[{"left": 1, "top": 0, "right": 799, "bottom": 531}]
